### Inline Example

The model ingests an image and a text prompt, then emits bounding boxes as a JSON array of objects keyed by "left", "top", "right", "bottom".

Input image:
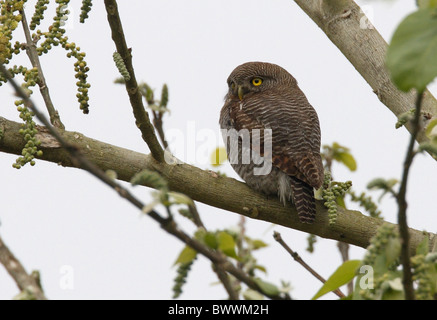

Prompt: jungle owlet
[{"left": 219, "top": 62, "right": 324, "bottom": 223}]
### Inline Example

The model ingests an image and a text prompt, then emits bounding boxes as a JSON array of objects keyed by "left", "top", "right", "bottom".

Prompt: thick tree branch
[
  {"left": 293, "top": 0, "right": 437, "bottom": 145},
  {"left": 104, "top": 0, "right": 164, "bottom": 162},
  {"left": 0, "top": 116, "right": 434, "bottom": 253}
]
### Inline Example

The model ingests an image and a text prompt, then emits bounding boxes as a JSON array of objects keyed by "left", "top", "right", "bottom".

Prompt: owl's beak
[{"left": 237, "top": 85, "right": 245, "bottom": 101}]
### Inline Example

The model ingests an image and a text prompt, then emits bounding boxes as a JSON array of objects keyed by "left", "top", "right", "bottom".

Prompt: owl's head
[{"left": 226, "top": 61, "right": 297, "bottom": 101}]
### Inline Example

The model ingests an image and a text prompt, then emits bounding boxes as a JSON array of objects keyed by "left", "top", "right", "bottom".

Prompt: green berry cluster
[
  {"left": 322, "top": 172, "right": 352, "bottom": 225},
  {"left": 358, "top": 223, "right": 400, "bottom": 300},
  {"left": 112, "top": 51, "right": 130, "bottom": 81},
  {"left": 12, "top": 67, "right": 43, "bottom": 169},
  {"left": 72, "top": 50, "right": 90, "bottom": 114},
  {"left": 14, "top": 104, "right": 43, "bottom": 168},
  {"left": 172, "top": 257, "right": 197, "bottom": 299},
  {"left": 79, "top": 0, "right": 92, "bottom": 23},
  {"left": 411, "top": 254, "right": 435, "bottom": 300},
  {"left": 29, "top": 0, "right": 49, "bottom": 30},
  {"left": 0, "top": 0, "right": 23, "bottom": 64},
  {"left": 362, "top": 223, "right": 399, "bottom": 267},
  {"left": 35, "top": 0, "right": 91, "bottom": 114},
  {"left": 348, "top": 190, "right": 382, "bottom": 219}
]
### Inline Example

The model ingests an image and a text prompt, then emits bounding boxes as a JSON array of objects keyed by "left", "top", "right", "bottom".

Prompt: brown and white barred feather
[{"left": 220, "top": 62, "right": 324, "bottom": 223}]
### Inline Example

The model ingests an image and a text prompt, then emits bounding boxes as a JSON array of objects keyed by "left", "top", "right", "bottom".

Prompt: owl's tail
[{"left": 290, "top": 177, "right": 316, "bottom": 224}]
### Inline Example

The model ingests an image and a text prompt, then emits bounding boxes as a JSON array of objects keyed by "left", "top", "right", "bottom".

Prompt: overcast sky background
[{"left": 1, "top": 0, "right": 436, "bottom": 300}]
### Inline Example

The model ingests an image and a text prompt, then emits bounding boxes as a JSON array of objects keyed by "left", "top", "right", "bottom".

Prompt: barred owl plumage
[{"left": 219, "top": 62, "right": 324, "bottom": 223}]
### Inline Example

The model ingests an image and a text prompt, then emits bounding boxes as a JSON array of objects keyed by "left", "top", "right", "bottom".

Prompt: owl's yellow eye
[{"left": 251, "top": 78, "right": 263, "bottom": 86}]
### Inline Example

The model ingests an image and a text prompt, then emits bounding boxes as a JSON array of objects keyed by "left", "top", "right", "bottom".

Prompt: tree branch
[
  {"left": 396, "top": 93, "right": 424, "bottom": 300},
  {"left": 0, "top": 234, "right": 47, "bottom": 300},
  {"left": 293, "top": 0, "right": 437, "bottom": 145},
  {"left": 20, "top": 9, "right": 64, "bottom": 130},
  {"left": 104, "top": 0, "right": 164, "bottom": 162},
  {"left": 0, "top": 115, "right": 434, "bottom": 253},
  {"left": 273, "top": 231, "right": 345, "bottom": 298},
  {"left": 0, "top": 66, "right": 287, "bottom": 300}
]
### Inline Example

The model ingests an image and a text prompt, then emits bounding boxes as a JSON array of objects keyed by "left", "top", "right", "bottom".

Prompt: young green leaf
[
  {"left": 217, "top": 231, "right": 238, "bottom": 259},
  {"left": 416, "top": 236, "right": 430, "bottom": 255},
  {"left": 174, "top": 245, "right": 197, "bottom": 265},
  {"left": 253, "top": 278, "right": 280, "bottom": 296},
  {"left": 312, "top": 260, "right": 361, "bottom": 300},
  {"left": 243, "top": 288, "right": 265, "bottom": 300},
  {"left": 425, "top": 118, "right": 437, "bottom": 137},
  {"left": 387, "top": 8, "right": 437, "bottom": 92},
  {"left": 334, "top": 152, "right": 357, "bottom": 172},
  {"left": 204, "top": 232, "right": 218, "bottom": 250},
  {"left": 417, "top": 0, "right": 437, "bottom": 9},
  {"left": 130, "top": 169, "right": 168, "bottom": 190},
  {"left": 167, "top": 191, "right": 194, "bottom": 206}
]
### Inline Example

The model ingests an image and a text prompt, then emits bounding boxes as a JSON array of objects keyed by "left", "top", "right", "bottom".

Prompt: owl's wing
[{"left": 230, "top": 94, "right": 324, "bottom": 189}]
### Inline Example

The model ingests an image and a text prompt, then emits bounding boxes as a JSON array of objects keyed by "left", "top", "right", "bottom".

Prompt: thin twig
[
  {"left": 337, "top": 242, "right": 353, "bottom": 295},
  {"left": 273, "top": 231, "right": 345, "bottom": 298},
  {"left": 187, "top": 202, "right": 205, "bottom": 229},
  {"left": 186, "top": 203, "right": 239, "bottom": 299},
  {"left": 0, "top": 234, "right": 47, "bottom": 300},
  {"left": 212, "top": 264, "right": 240, "bottom": 300},
  {"left": 20, "top": 9, "right": 64, "bottom": 130},
  {"left": 152, "top": 110, "right": 169, "bottom": 150},
  {"left": 396, "top": 92, "right": 424, "bottom": 300},
  {"left": 104, "top": 0, "right": 164, "bottom": 162}
]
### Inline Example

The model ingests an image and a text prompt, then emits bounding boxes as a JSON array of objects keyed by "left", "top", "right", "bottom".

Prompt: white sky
[{"left": 1, "top": 0, "right": 436, "bottom": 300}]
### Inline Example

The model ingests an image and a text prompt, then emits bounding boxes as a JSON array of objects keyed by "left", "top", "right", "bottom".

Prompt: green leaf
[
  {"left": 244, "top": 236, "right": 268, "bottom": 250},
  {"left": 417, "top": 0, "right": 437, "bottom": 9},
  {"left": 243, "top": 288, "right": 265, "bottom": 300},
  {"left": 336, "top": 195, "right": 346, "bottom": 209},
  {"left": 367, "top": 178, "right": 398, "bottom": 191},
  {"left": 174, "top": 245, "right": 197, "bottom": 265},
  {"left": 204, "top": 232, "right": 218, "bottom": 250},
  {"left": 254, "top": 278, "right": 280, "bottom": 296},
  {"left": 425, "top": 118, "right": 437, "bottom": 137},
  {"left": 167, "top": 191, "right": 194, "bottom": 206},
  {"left": 217, "top": 231, "right": 238, "bottom": 259},
  {"left": 251, "top": 239, "right": 268, "bottom": 250},
  {"left": 385, "top": 237, "right": 401, "bottom": 267},
  {"left": 334, "top": 152, "right": 357, "bottom": 171},
  {"left": 312, "top": 260, "right": 361, "bottom": 300},
  {"left": 254, "top": 264, "right": 267, "bottom": 274},
  {"left": 419, "top": 141, "right": 437, "bottom": 156},
  {"left": 416, "top": 236, "right": 430, "bottom": 255},
  {"left": 387, "top": 8, "right": 437, "bottom": 92},
  {"left": 130, "top": 169, "right": 168, "bottom": 190}
]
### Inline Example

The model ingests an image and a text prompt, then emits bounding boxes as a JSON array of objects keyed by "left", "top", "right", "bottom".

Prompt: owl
[{"left": 219, "top": 62, "right": 324, "bottom": 223}]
